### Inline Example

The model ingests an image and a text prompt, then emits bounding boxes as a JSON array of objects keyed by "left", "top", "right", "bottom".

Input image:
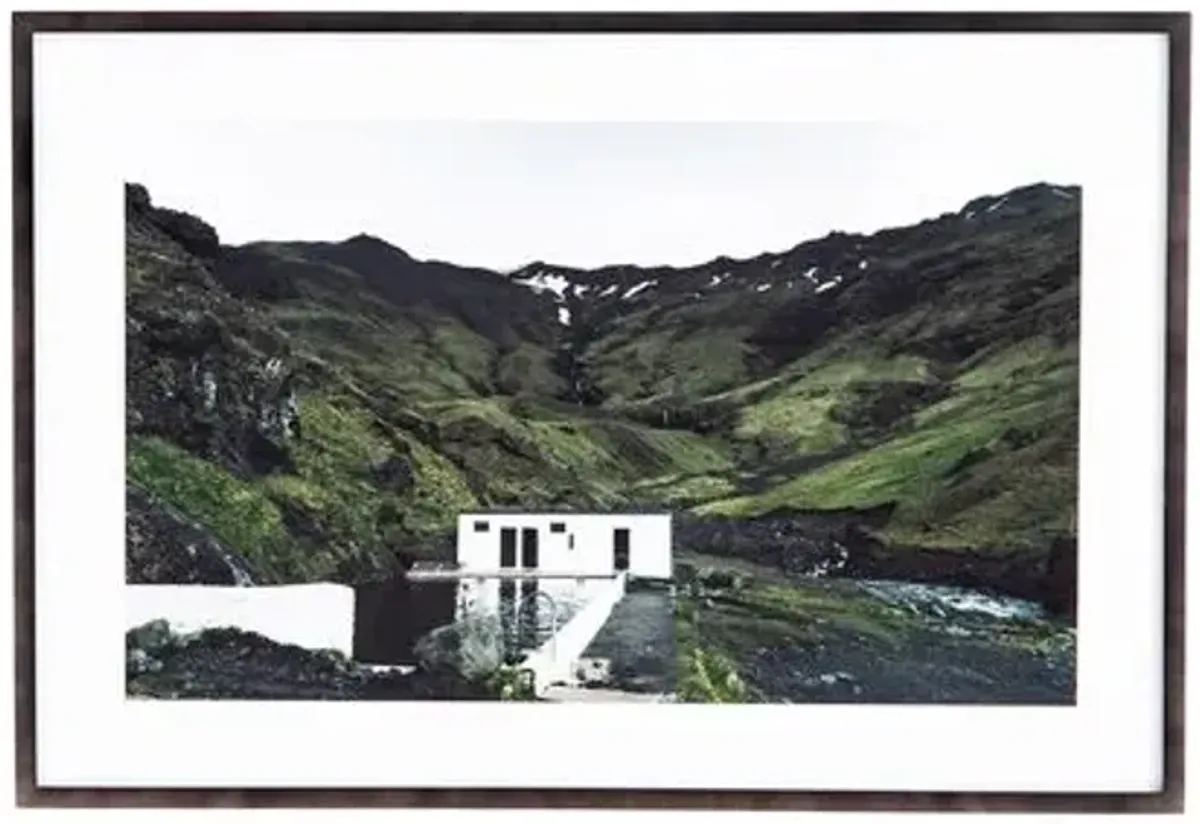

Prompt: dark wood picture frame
[{"left": 10, "top": 10, "right": 1188, "bottom": 811}]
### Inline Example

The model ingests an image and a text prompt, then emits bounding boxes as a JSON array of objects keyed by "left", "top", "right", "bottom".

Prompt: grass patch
[
  {"left": 128, "top": 436, "right": 295, "bottom": 581},
  {"left": 674, "top": 598, "right": 751, "bottom": 703},
  {"left": 631, "top": 473, "right": 740, "bottom": 506},
  {"left": 697, "top": 338, "right": 1078, "bottom": 551},
  {"left": 590, "top": 322, "right": 755, "bottom": 402},
  {"left": 734, "top": 348, "right": 936, "bottom": 455},
  {"left": 400, "top": 436, "right": 481, "bottom": 536},
  {"left": 419, "top": 397, "right": 736, "bottom": 510}
]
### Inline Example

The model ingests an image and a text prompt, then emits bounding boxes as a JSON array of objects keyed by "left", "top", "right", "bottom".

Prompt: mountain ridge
[{"left": 295, "top": 180, "right": 1077, "bottom": 277}]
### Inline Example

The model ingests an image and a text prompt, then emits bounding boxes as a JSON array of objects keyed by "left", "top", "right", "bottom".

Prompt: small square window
[
  {"left": 473, "top": 520, "right": 490, "bottom": 532},
  {"left": 550, "top": 522, "right": 566, "bottom": 533}
]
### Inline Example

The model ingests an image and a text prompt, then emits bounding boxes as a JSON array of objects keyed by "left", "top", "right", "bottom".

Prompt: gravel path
[{"left": 581, "top": 589, "right": 677, "bottom": 694}]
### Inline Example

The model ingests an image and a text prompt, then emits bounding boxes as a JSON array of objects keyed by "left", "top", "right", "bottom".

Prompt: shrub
[{"left": 679, "top": 646, "right": 748, "bottom": 703}]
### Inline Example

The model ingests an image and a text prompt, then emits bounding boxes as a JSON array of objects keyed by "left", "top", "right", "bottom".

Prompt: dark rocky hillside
[{"left": 125, "top": 180, "right": 1080, "bottom": 613}]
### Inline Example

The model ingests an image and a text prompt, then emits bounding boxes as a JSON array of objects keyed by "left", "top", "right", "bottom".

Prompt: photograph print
[{"left": 125, "top": 121, "right": 1080, "bottom": 705}]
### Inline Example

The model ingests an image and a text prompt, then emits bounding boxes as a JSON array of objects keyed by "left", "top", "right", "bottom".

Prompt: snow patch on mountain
[
  {"left": 623, "top": 280, "right": 658, "bottom": 300},
  {"left": 815, "top": 276, "right": 843, "bottom": 294},
  {"left": 516, "top": 270, "right": 570, "bottom": 298}
]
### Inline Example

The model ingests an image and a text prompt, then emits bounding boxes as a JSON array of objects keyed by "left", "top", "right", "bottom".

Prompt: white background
[{"left": 1, "top": 0, "right": 1186, "bottom": 815}]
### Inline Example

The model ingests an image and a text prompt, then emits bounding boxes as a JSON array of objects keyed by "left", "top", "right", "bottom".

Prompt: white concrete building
[
  {"left": 448, "top": 512, "right": 673, "bottom": 693},
  {"left": 454, "top": 511, "right": 673, "bottom": 579}
]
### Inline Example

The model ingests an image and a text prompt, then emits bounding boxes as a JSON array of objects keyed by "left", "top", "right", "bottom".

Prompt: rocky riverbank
[
  {"left": 126, "top": 619, "right": 500, "bottom": 700},
  {"left": 673, "top": 511, "right": 1076, "bottom": 622},
  {"left": 675, "top": 561, "right": 1076, "bottom": 705}
]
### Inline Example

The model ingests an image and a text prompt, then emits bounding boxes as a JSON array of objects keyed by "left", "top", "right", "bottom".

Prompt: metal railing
[{"left": 516, "top": 587, "right": 562, "bottom": 658}]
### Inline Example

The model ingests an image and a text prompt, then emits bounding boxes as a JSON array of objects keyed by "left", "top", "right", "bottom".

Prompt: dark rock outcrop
[
  {"left": 126, "top": 484, "right": 259, "bottom": 585},
  {"left": 674, "top": 509, "right": 894, "bottom": 577},
  {"left": 126, "top": 183, "right": 302, "bottom": 478},
  {"left": 125, "top": 183, "right": 221, "bottom": 262},
  {"left": 676, "top": 513, "right": 1075, "bottom": 619},
  {"left": 370, "top": 454, "right": 416, "bottom": 493},
  {"left": 126, "top": 621, "right": 497, "bottom": 700},
  {"left": 1040, "top": 535, "right": 1078, "bottom": 620},
  {"left": 839, "top": 534, "right": 1074, "bottom": 616}
]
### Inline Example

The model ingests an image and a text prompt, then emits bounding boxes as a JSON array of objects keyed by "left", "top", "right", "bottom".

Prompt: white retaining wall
[
  {"left": 521, "top": 571, "right": 628, "bottom": 695},
  {"left": 125, "top": 583, "right": 356, "bottom": 657}
]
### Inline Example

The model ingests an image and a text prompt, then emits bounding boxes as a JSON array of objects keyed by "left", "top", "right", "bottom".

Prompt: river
[{"left": 684, "top": 571, "right": 1076, "bottom": 704}]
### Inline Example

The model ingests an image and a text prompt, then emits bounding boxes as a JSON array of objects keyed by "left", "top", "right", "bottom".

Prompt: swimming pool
[
  {"left": 352, "top": 574, "right": 617, "bottom": 667},
  {"left": 455, "top": 577, "right": 612, "bottom": 663}
]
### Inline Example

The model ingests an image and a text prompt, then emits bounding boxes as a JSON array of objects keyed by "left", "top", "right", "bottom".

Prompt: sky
[{"left": 127, "top": 121, "right": 1085, "bottom": 271}]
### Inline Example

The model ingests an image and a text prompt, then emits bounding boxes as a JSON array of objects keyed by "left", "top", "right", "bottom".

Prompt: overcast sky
[{"left": 128, "top": 121, "right": 1084, "bottom": 271}]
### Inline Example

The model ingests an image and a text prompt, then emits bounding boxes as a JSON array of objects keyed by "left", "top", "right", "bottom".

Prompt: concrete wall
[
  {"left": 456, "top": 513, "right": 673, "bottom": 579},
  {"left": 521, "top": 572, "right": 628, "bottom": 694},
  {"left": 125, "top": 583, "right": 356, "bottom": 658}
]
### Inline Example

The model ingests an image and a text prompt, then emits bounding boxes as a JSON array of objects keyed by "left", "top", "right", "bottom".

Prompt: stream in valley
[{"left": 686, "top": 571, "right": 1075, "bottom": 704}]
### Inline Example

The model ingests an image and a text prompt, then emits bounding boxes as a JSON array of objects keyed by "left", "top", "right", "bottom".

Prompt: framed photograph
[{"left": 12, "top": 7, "right": 1186, "bottom": 811}]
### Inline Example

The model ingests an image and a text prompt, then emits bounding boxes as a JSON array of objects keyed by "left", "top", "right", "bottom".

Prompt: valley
[{"left": 125, "top": 179, "right": 1080, "bottom": 702}]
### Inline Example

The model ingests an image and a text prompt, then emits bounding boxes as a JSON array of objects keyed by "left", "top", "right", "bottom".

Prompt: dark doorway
[
  {"left": 521, "top": 527, "right": 539, "bottom": 568},
  {"left": 517, "top": 580, "right": 538, "bottom": 651},
  {"left": 613, "top": 528, "right": 630, "bottom": 571},
  {"left": 499, "top": 579, "right": 518, "bottom": 660},
  {"left": 500, "top": 527, "right": 517, "bottom": 568}
]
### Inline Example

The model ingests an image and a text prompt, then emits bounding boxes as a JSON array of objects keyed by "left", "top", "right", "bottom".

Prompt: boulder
[{"left": 413, "top": 613, "right": 506, "bottom": 681}]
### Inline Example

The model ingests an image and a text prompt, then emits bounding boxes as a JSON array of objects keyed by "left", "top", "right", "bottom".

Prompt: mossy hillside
[
  {"left": 220, "top": 235, "right": 565, "bottom": 404},
  {"left": 128, "top": 436, "right": 298, "bottom": 581},
  {"left": 585, "top": 300, "right": 759, "bottom": 403},
  {"left": 128, "top": 390, "right": 484, "bottom": 583},
  {"left": 697, "top": 338, "right": 1078, "bottom": 551},
  {"left": 732, "top": 347, "right": 937, "bottom": 455},
  {"left": 273, "top": 302, "right": 502, "bottom": 402},
  {"left": 420, "top": 396, "right": 736, "bottom": 508},
  {"left": 287, "top": 394, "right": 482, "bottom": 544},
  {"left": 495, "top": 342, "right": 564, "bottom": 397},
  {"left": 127, "top": 181, "right": 1081, "bottom": 585}
]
